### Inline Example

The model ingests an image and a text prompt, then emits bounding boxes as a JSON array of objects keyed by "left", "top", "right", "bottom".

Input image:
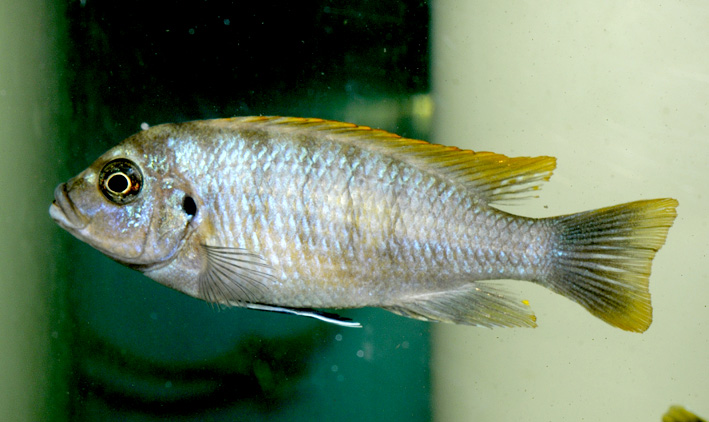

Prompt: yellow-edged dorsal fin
[{"left": 206, "top": 116, "right": 557, "bottom": 204}]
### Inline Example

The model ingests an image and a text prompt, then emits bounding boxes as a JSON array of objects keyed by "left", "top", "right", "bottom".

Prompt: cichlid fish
[
  {"left": 663, "top": 406, "right": 707, "bottom": 422},
  {"left": 50, "top": 117, "right": 678, "bottom": 331}
]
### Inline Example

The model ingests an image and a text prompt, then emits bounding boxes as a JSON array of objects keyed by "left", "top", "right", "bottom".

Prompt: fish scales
[
  {"left": 238, "top": 124, "right": 543, "bottom": 307},
  {"left": 167, "top": 122, "right": 548, "bottom": 308},
  {"left": 50, "top": 116, "right": 678, "bottom": 331}
]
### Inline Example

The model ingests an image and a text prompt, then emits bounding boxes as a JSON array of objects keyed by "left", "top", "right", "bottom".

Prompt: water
[{"left": 41, "top": 1, "right": 430, "bottom": 421}]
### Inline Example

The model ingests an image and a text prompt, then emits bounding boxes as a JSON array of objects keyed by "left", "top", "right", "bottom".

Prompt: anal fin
[{"left": 384, "top": 283, "right": 537, "bottom": 328}]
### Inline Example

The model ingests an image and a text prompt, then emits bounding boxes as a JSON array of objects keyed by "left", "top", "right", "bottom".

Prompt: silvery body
[{"left": 50, "top": 117, "right": 677, "bottom": 331}]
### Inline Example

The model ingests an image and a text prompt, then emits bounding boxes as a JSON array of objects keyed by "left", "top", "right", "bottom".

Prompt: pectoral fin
[
  {"left": 198, "top": 245, "right": 276, "bottom": 305},
  {"left": 198, "top": 245, "right": 362, "bottom": 327},
  {"left": 384, "top": 283, "right": 537, "bottom": 328}
]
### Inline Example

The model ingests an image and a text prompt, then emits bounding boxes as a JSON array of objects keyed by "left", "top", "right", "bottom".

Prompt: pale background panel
[
  {"left": 432, "top": 2, "right": 708, "bottom": 421},
  {"left": 0, "top": 0, "right": 67, "bottom": 420}
]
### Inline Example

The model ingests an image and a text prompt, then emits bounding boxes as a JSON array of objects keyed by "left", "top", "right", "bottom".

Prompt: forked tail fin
[{"left": 545, "top": 198, "right": 678, "bottom": 332}]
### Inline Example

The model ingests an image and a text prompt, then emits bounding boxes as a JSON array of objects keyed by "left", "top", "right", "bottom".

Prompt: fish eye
[{"left": 98, "top": 158, "right": 143, "bottom": 204}]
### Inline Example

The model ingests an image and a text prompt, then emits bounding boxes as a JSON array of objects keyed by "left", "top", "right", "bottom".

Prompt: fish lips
[{"left": 49, "top": 183, "right": 89, "bottom": 231}]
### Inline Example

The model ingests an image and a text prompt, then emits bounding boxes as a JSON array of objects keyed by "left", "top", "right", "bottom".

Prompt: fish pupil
[
  {"left": 106, "top": 173, "right": 130, "bottom": 194},
  {"left": 182, "top": 195, "right": 197, "bottom": 217}
]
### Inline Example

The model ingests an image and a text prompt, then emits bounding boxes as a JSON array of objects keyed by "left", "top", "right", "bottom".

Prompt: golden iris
[{"left": 98, "top": 158, "right": 143, "bottom": 204}]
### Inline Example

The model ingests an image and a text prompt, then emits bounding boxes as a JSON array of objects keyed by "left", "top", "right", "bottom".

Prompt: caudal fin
[{"left": 545, "top": 198, "right": 678, "bottom": 332}]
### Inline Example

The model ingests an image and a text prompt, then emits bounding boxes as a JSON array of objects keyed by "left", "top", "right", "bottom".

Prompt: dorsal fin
[{"left": 205, "top": 116, "right": 557, "bottom": 204}]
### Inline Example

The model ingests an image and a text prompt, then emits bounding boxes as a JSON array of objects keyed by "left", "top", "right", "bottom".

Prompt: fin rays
[
  {"left": 384, "top": 283, "right": 538, "bottom": 328},
  {"left": 198, "top": 245, "right": 276, "bottom": 306},
  {"left": 210, "top": 116, "right": 556, "bottom": 205},
  {"left": 546, "top": 198, "right": 678, "bottom": 332}
]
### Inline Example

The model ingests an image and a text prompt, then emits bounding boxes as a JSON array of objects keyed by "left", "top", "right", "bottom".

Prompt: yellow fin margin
[
  {"left": 547, "top": 198, "right": 678, "bottom": 332},
  {"left": 208, "top": 116, "right": 557, "bottom": 205},
  {"left": 663, "top": 405, "right": 707, "bottom": 422}
]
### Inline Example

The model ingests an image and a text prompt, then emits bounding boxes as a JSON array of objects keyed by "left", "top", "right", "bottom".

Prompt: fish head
[{"left": 49, "top": 132, "right": 198, "bottom": 270}]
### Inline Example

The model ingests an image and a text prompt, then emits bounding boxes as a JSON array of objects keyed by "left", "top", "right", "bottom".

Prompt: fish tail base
[{"left": 545, "top": 198, "right": 678, "bottom": 332}]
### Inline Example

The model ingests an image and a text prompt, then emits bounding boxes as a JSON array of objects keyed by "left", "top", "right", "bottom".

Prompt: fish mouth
[{"left": 49, "top": 183, "right": 88, "bottom": 230}]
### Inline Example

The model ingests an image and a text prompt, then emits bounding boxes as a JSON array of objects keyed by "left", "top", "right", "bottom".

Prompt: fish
[
  {"left": 663, "top": 405, "right": 707, "bottom": 422},
  {"left": 49, "top": 116, "right": 678, "bottom": 331}
]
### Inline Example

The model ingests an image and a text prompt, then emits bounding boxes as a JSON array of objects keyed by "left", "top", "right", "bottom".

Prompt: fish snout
[{"left": 49, "top": 183, "right": 89, "bottom": 230}]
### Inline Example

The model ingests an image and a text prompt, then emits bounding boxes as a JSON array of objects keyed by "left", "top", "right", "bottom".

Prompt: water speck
[
  {"left": 223, "top": 18, "right": 230, "bottom": 26},
  {"left": 356, "top": 350, "right": 364, "bottom": 358},
  {"left": 140, "top": 122, "right": 150, "bottom": 131},
  {"left": 149, "top": 312, "right": 158, "bottom": 320},
  {"left": 402, "top": 341, "right": 410, "bottom": 349},
  {"left": 188, "top": 28, "right": 195, "bottom": 35},
  {"left": 165, "top": 381, "right": 172, "bottom": 389},
  {"left": 331, "top": 365, "right": 338, "bottom": 372},
  {"left": 335, "top": 333, "right": 343, "bottom": 341}
]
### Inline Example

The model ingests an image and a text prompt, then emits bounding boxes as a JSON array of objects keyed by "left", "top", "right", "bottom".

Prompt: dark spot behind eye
[{"left": 183, "top": 195, "right": 197, "bottom": 217}]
